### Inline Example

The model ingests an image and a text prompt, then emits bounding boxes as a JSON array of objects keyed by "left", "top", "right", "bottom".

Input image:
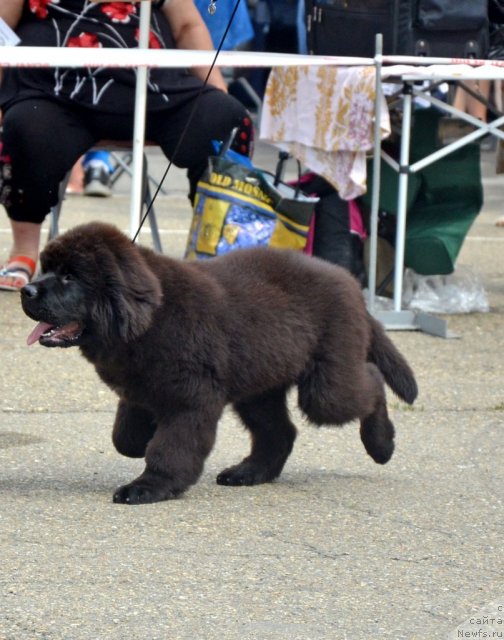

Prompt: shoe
[
  {"left": 83, "top": 165, "right": 112, "bottom": 198},
  {"left": 0, "top": 256, "right": 36, "bottom": 292}
]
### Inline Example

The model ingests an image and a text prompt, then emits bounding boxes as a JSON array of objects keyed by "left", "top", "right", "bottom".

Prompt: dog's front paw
[{"left": 112, "top": 482, "right": 176, "bottom": 505}]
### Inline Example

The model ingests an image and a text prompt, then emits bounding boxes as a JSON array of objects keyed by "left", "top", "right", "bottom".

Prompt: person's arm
[
  {"left": 0, "top": 0, "right": 23, "bottom": 28},
  {"left": 160, "top": 0, "right": 228, "bottom": 92},
  {"left": 0, "top": 0, "right": 24, "bottom": 86}
]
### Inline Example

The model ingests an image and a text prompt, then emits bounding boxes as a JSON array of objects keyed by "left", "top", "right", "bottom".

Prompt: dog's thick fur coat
[{"left": 21, "top": 222, "right": 417, "bottom": 504}]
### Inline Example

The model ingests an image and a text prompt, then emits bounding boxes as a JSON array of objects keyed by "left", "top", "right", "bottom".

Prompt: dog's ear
[{"left": 91, "top": 245, "right": 163, "bottom": 343}]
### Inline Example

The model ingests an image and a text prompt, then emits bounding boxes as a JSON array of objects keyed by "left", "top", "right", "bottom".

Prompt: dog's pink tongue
[{"left": 27, "top": 322, "right": 54, "bottom": 346}]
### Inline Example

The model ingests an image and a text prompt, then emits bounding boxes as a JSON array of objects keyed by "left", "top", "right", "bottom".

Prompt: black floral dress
[{"left": 0, "top": 0, "right": 204, "bottom": 114}]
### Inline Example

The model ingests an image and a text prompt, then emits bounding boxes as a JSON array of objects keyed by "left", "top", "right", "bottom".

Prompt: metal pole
[
  {"left": 393, "top": 84, "right": 413, "bottom": 311},
  {"left": 129, "top": 0, "right": 151, "bottom": 241},
  {"left": 367, "top": 33, "right": 383, "bottom": 314}
]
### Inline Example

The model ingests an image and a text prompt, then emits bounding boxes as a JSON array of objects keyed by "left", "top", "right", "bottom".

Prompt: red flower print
[
  {"left": 134, "top": 29, "right": 162, "bottom": 49},
  {"left": 100, "top": 3, "right": 136, "bottom": 24},
  {"left": 67, "top": 33, "right": 102, "bottom": 49},
  {"left": 29, "top": 0, "right": 59, "bottom": 19}
]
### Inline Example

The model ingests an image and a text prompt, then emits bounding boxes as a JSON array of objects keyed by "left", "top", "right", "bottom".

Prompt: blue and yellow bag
[{"left": 185, "top": 152, "right": 318, "bottom": 260}]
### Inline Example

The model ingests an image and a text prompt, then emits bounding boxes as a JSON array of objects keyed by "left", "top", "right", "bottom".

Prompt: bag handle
[
  {"left": 274, "top": 151, "right": 302, "bottom": 198},
  {"left": 219, "top": 127, "right": 239, "bottom": 156}
]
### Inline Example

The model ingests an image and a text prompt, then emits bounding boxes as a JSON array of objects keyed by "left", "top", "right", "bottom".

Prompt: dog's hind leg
[
  {"left": 217, "top": 387, "right": 297, "bottom": 486},
  {"left": 298, "top": 356, "right": 368, "bottom": 427},
  {"left": 113, "top": 403, "right": 223, "bottom": 505},
  {"left": 112, "top": 400, "right": 158, "bottom": 458},
  {"left": 299, "top": 359, "right": 395, "bottom": 464}
]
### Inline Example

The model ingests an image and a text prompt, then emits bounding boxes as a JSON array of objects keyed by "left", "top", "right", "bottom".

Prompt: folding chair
[
  {"left": 49, "top": 142, "right": 163, "bottom": 253},
  {"left": 108, "top": 149, "right": 168, "bottom": 195}
]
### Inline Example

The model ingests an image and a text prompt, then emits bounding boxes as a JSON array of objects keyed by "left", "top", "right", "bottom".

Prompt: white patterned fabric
[{"left": 260, "top": 65, "right": 391, "bottom": 200}]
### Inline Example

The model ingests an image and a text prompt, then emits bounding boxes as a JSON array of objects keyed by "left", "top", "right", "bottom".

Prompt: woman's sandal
[{"left": 0, "top": 256, "right": 37, "bottom": 292}]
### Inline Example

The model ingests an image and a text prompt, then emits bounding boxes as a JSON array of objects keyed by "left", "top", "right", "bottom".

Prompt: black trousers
[{"left": 2, "top": 89, "right": 250, "bottom": 223}]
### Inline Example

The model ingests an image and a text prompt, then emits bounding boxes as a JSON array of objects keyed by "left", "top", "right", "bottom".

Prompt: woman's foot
[
  {"left": 496, "top": 216, "right": 504, "bottom": 228},
  {"left": 1, "top": 220, "right": 42, "bottom": 291},
  {"left": 0, "top": 256, "right": 37, "bottom": 291}
]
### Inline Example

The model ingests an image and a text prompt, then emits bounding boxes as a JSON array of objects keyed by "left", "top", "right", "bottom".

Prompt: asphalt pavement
[{"left": 0, "top": 142, "right": 502, "bottom": 640}]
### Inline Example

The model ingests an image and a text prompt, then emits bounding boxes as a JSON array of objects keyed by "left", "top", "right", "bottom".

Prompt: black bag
[
  {"left": 489, "top": 0, "right": 504, "bottom": 59},
  {"left": 489, "top": 0, "right": 504, "bottom": 25},
  {"left": 305, "top": 0, "right": 489, "bottom": 58},
  {"left": 297, "top": 174, "right": 366, "bottom": 286},
  {"left": 306, "top": 0, "right": 398, "bottom": 57}
]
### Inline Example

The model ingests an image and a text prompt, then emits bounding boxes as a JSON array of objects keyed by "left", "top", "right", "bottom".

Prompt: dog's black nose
[{"left": 22, "top": 283, "right": 38, "bottom": 298}]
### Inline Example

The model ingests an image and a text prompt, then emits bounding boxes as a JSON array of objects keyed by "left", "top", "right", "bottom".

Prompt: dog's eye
[{"left": 62, "top": 273, "right": 74, "bottom": 284}]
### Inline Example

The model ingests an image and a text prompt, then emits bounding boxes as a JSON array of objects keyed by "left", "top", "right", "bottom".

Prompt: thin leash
[{"left": 131, "top": 0, "right": 242, "bottom": 245}]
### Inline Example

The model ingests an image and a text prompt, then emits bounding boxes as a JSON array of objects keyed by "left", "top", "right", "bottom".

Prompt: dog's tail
[{"left": 368, "top": 315, "right": 418, "bottom": 405}]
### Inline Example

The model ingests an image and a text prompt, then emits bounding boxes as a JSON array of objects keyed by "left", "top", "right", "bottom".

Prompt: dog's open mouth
[{"left": 27, "top": 321, "right": 83, "bottom": 347}]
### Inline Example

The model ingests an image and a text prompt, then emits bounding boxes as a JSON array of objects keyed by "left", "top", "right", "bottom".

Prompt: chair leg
[
  {"left": 48, "top": 153, "right": 165, "bottom": 252},
  {"left": 111, "top": 150, "right": 167, "bottom": 195},
  {"left": 49, "top": 171, "right": 71, "bottom": 241},
  {"left": 142, "top": 156, "right": 163, "bottom": 253},
  {"left": 109, "top": 151, "right": 133, "bottom": 187}
]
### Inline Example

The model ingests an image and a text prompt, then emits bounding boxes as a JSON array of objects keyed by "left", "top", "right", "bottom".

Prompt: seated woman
[{"left": 0, "top": 0, "right": 253, "bottom": 290}]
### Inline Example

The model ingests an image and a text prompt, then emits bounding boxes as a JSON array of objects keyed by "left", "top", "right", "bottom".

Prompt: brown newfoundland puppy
[{"left": 21, "top": 222, "right": 417, "bottom": 505}]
